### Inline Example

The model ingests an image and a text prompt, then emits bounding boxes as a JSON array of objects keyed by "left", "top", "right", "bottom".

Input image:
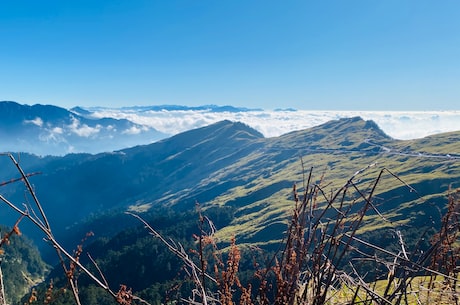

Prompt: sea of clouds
[{"left": 87, "top": 108, "right": 460, "bottom": 140}]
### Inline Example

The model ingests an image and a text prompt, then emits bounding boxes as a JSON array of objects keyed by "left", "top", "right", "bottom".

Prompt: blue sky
[{"left": 1, "top": 1, "right": 459, "bottom": 110}]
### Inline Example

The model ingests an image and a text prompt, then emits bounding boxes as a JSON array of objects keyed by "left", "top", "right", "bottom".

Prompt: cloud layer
[{"left": 88, "top": 109, "right": 460, "bottom": 140}]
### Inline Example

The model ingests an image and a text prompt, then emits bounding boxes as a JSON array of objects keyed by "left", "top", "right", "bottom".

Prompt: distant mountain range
[
  {"left": 2, "top": 101, "right": 460, "bottom": 157},
  {"left": 0, "top": 101, "right": 168, "bottom": 155},
  {"left": 84, "top": 104, "right": 263, "bottom": 112},
  {"left": 0, "top": 101, "right": 265, "bottom": 156}
]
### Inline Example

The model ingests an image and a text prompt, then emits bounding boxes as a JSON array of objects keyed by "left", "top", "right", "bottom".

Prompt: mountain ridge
[
  {"left": 82, "top": 104, "right": 263, "bottom": 113},
  {"left": 0, "top": 101, "right": 167, "bottom": 155},
  {"left": 1, "top": 116, "right": 458, "bottom": 256}
]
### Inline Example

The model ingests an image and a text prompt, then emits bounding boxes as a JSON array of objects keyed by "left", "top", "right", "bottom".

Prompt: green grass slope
[
  {"left": 1, "top": 117, "right": 459, "bottom": 253},
  {"left": 196, "top": 117, "right": 459, "bottom": 245}
]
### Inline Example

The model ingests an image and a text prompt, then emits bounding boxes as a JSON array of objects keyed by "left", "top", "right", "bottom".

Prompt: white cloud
[
  {"left": 88, "top": 109, "right": 460, "bottom": 140},
  {"left": 39, "top": 127, "right": 65, "bottom": 143},
  {"left": 122, "top": 126, "right": 142, "bottom": 135},
  {"left": 52, "top": 127, "right": 64, "bottom": 134},
  {"left": 68, "top": 117, "right": 102, "bottom": 137},
  {"left": 24, "top": 117, "right": 44, "bottom": 127}
]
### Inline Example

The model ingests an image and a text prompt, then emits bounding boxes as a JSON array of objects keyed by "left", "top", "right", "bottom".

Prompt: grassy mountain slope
[
  {"left": 202, "top": 117, "right": 459, "bottom": 244},
  {"left": 0, "top": 121, "right": 264, "bottom": 249},
  {"left": 1, "top": 117, "right": 459, "bottom": 252},
  {"left": 2, "top": 117, "right": 460, "bottom": 304}
]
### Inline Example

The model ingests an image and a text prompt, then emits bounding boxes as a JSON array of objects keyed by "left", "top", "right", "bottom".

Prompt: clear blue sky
[{"left": 1, "top": 1, "right": 459, "bottom": 110}]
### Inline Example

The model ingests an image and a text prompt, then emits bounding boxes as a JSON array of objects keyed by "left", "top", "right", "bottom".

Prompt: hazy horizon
[{"left": 84, "top": 106, "right": 460, "bottom": 141}]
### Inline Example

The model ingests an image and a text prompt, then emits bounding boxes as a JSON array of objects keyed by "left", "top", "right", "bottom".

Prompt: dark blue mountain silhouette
[{"left": 0, "top": 101, "right": 167, "bottom": 155}]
